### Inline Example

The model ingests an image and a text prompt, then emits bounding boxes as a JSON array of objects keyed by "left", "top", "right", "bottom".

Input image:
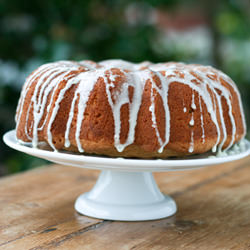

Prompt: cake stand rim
[{"left": 3, "top": 129, "right": 250, "bottom": 172}]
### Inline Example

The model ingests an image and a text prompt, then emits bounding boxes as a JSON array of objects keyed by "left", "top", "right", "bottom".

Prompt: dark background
[{"left": 1, "top": 0, "right": 250, "bottom": 175}]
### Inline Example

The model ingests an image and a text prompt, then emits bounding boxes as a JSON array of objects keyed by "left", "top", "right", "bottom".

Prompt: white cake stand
[{"left": 3, "top": 130, "right": 250, "bottom": 221}]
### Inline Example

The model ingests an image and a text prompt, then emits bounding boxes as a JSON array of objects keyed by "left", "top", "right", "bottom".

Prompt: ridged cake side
[{"left": 15, "top": 60, "right": 246, "bottom": 158}]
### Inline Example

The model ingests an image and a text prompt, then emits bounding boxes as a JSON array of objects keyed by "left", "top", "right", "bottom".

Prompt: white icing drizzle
[
  {"left": 74, "top": 70, "right": 107, "bottom": 152},
  {"left": 154, "top": 71, "right": 171, "bottom": 153},
  {"left": 189, "top": 113, "right": 194, "bottom": 126},
  {"left": 189, "top": 130, "right": 194, "bottom": 153},
  {"left": 210, "top": 139, "right": 247, "bottom": 158},
  {"left": 16, "top": 64, "right": 52, "bottom": 133},
  {"left": 16, "top": 60, "right": 246, "bottom": 155},
  {"left": 100, "top": 59, "right": 136, "bottom": 71},
  {"left": 16, "top": 61, "right": 85, "bottom": 149},
  {"left": 104, "top": 69, "right": 145, "bottom": 152},
  {"left": 217, "top": 70, "right": 246, "bottom": 134},
  {"left": 191, "top": 91, "right": 196, "bottom": 110},
  {"left": 149, "top": 81, "right": 163, "bottom": 148},
  {"left": 193, "top": 67, "right": 234, "bottom": 151},
  {"left": 198, "top": 94, "right": 205, "bottom": 144},
  {"left": 148, "top": 70, "right": 171, "bottom": 153},
  {"left": 63, "top": 69, "right": 107, "bottom": 151},
  {"left": 189, "top": 91, "right": 195, "bottom": 126},
  {"left": 32, "top": 68, "right": 67, "bottom": 146}
]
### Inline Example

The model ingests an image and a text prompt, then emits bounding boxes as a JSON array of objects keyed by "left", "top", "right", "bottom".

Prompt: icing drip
[
  {"left": 64, "top": 69, "right": 106, "bottom": 151},
  {"left": 191, "top": 92, "right": 196, "bottom": 110},
  {"left": 189, "top": 113, "right": 194, "bottom": 126},
  {"left": 32, "top": 69, "right": 69, "bottom": 147},
  {"left": 189, "top": 130, "right": 194, "bottom": 153},
  {"left": 193, "top": 68, "right": 234, "bottom": 151},
  {"left": 74, "top": 71, "right": 102, "bottom": 152},
  {"left": 16, "top": 59, "right": 246, "bottom": 156},
  {"left": 148, "top": 70, "right": 171, "bottom": 153},
  {"left": 149, "top": 81, "right": 163, "bottom": 148},
  {"left": 189, "top": 92, "right": 195, "bottom": 126},
  {"left": 198, "top": 94, "right": 205, "bottom": 144},
  {"left": 16, "top": 61, "right": 82, "bottom": 143},
  {"left": 16, "top": 64, "right": 52, "bottom": 135},
  {"left": 105, "top": 70, "right": 145, "bottom": 152},
  {"left": 154, "top": 71, "right": 171, "bottom": 153}
]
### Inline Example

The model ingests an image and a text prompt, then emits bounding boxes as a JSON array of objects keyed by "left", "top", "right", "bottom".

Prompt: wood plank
[
  {"left": 0, "top": 166, "right": 101, "bottom": 247},
  {"left": 132, "top": 162, "right": 250, "bottom": 250},
  {"left": 155, "top": 156, "right": 250, "bottom": 196},
  {"left": 0, "top": 156, "right": 249, "bottom": 249},
  {"left": 44, "top": 159, "right": 250, "bottom": 250}
]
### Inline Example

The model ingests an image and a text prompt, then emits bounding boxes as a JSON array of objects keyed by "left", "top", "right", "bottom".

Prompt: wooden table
[{"left": 1, "top": 156, "right": 250, "bottom": 250}]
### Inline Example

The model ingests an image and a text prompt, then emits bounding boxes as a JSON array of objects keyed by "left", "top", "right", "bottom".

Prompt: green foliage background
[{"left": 1, "top": 0, "right": 250, "bottom": 175}]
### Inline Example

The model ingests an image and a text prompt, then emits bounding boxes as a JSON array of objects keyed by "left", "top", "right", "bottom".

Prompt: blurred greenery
[{"left": 0, "top": 0, "right": 250, "bottom": 175}]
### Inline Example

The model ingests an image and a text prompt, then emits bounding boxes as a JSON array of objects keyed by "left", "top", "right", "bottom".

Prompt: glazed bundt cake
[{"left": 15, "top": 59, "right": 246, "bottom": 158}]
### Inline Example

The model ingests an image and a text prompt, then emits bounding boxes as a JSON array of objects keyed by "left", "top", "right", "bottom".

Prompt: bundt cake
[{"left": 15, "top": 59, "right": 246, "bottom": 158}]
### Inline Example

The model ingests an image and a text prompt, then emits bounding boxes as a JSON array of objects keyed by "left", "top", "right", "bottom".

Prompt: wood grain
[{"left": 0, "top": 156, "right": 250, "bottom": 250}]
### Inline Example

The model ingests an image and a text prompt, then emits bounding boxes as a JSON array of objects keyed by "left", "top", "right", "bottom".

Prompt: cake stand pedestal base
[{"left": 75, "top": 170, "right": 177, "bottom": 221}]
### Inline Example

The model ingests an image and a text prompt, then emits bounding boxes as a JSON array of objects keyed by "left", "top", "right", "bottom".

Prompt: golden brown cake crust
[{"left": 15, "top": 60, "right": 246, "bottom": 158}]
